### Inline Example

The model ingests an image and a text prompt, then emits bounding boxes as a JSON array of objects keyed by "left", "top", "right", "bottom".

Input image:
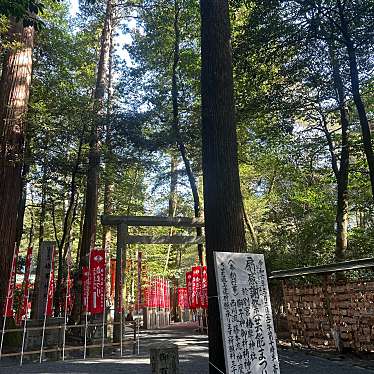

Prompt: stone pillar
[
  {"left": 150, "top": 343, "right": 179, "bottom": 374},
  {"left": 33, "top": 241, "right": 55, "bottom": 319}
]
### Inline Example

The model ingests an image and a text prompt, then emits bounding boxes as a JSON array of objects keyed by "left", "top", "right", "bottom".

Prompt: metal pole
[
  {"left": 120, "top": 311, "right": 123, "bottom": 357},
  {"left": 83, "top": 250, "right": 92, "bottom": 360},
  {"left": 137, "top": 251, "right": 140, "bottom": 356},
  {"left": 20, "top": 273, "right": 32, "bottom": 366},
  {"left": 62, "top": 264, "right": 70, "bottom": 361},
  {"left": 0, "top": 244, "right": 17, "bottom": 361},
  {"left": 114, "top": 223, "right": 127, "bottom": 356},
  {"left": 101, "top": 248, "right": 107, "bottom": 358},
  {"left": 40, "top": 247, "right": 55, "bottom": 363}
]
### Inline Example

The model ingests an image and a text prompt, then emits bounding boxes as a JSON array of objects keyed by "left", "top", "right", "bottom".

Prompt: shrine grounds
[{"left": 1, "top": 323, "right": 374, "bottom": 373}]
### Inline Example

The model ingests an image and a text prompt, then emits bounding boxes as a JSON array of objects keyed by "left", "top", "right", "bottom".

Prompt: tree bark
[
  {"left": 172, "top": 0, "right": 203, "bottom": 264},
  {"left": 164, "top": 153, "right": 178, "bottom": 273},
  {"left": 330, "top": 48, "right": 350, "bottom": 262},
  {"left": 15, "top": 129, "right": 32, "bottom": 248},
  {"left": 31, "top": 164, "right": 47, "bottom": 319},
  {"left": 0, "top": 18, "right": 34, "bottom": 310},
  {"left": 76, "top": 0, "right": 113, "bottom": 320},
  {"left": 102, "top": 26, "right": 114, "bottom": 252},
  {"left": 242, "top": 200, "right": 258, "bottom": 249},
  {"left": 200, "top": 1, "right": 247, "bottom": 372},
  {"left": 337, "top": 0, "right": 374, "bottom": 199},
  {"left": 54, "top": 128, "right": 85, "bottom": 316}
]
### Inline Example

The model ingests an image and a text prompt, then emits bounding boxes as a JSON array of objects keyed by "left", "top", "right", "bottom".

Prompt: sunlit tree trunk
[{"left": 0, "top": 19, "right": 34, "bottom": 309}]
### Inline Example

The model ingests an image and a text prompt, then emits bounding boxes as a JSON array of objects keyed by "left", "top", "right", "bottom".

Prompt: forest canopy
[{"left": 1, "top": 0, "right": 374, "bottom": 319}]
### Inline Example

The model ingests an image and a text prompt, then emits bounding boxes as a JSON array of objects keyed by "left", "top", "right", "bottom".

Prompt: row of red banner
[
  {"left": 144, "top": 278, "right": 171, "bottom": 309},
  {"left": 4, "top": 247, "right": 106, "bottom": 319},
  {"left": 178, "top": 265, "right": 208, "bottom": 309},
  {"left": 4, "top": 247, "right": 34, "bottom": 320}
]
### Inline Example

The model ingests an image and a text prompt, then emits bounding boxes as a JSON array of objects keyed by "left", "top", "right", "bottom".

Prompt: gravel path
[{"left": 1, "top": 322, "right": 373, "bottom": 373}]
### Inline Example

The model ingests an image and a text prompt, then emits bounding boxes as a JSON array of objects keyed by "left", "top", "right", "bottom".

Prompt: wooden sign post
[{"left": 214, "top": 252, "right": 280, "bottom": 374}]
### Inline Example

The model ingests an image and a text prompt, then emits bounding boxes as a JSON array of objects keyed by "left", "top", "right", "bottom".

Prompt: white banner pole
[
  {"left": 120, "top": 276, "right": 123, "bottom": 356},
  {"left": 0, "top": 244, "right": 17, "bottom": 361},
  {"left": 62, "top": 264, "right": 70, "bottom": 361},
  {"left": 20, "top": 270, "right": 32, "bottom": 367},
  {"left": 40, "top": 246, "right": 54, "bottom": 363},
  {"left": 83, "top": 250, "right": 92, "bottom": 360},
  {"left": 101, "top": 248, "right": 107, "bottom": 358},
  {"left": 136, "top": 252, "right": 140, "bottom": 356}
]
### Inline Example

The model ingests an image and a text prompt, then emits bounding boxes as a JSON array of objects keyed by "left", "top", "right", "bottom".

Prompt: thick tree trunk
[
  {"left": 172, "top": 0, "right": 203, "bottom": 264},
  {"left": 0, "top": 19, "right": 34, "bottom": 310},
  {"left": 200, "top": 1, "right": 247, "bottom": 372},
  {"left": 337, "top": 1, "right": 374, "bottom": 199}
]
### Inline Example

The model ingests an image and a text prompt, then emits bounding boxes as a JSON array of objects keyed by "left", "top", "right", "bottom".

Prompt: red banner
[
  {"left": 186, "top": 271, "right": 193, "bottom": 309},
  {"left": 17, "top": 247, "right": 33, "bottom": 321},
  {"left": 4, "top": 247, "right": 19, "bottom": 317},
  {"left": 144, "top": 286, "right": 149, "bottom": 307},
  {"left": 64, "top": 271, "right": 74, "bottom": 315},
  {"left": 165, "top": 280, "right": 170, "bottom": 309},
  {"left": 177, "top": 288, "right": 189, "bottom": 309},
  {"left": 110, "top": 259, "right": 116, "bottom": 303},
  {"left": 137, "top": 252, "right": 142, "bottom": 308},
  {"left": 89, "top": 249, "right": 106, "bottom": 315},
  {"left": 201, "top": 265, "right": 208, "bottom": 309},
  {"left": 192, "top": 266, "right": 202, "bottom": 309},
  {"left": 46, "top": 247, "right": 55, "bottom": 316},
  {"left": 82, "top": 265, "right": 90, "bottom": 312},
  {"left": 160, "top": 278, "right": 164, "bottom": 308}
]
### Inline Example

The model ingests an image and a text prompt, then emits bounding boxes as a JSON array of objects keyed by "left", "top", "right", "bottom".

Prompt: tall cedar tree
[
  {"left": 171, "top": 0, "right": 203, "bottom": 264},
  {"left": 77, "top": 0, "right": 113, "bottom": 318},
  {"left": 0, "top": 18, "right": 34, "bottom": 310},
  {"left": 200, "top": 1, "right": 246, "bottom": 373}
]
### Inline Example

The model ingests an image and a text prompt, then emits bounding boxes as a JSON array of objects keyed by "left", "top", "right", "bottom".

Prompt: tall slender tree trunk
[
  {"left": 165, "top": 153, "right": 178, "bottom": 273},
  {"left": 54, "top": 127, "right": 85, "bottom": 316},
  {"left": 337, "top": 0, "right": 374, "bottom": 199},
  {"left": 330, "top": 48, "right": 350, "bottom": 262},
  {"left": 242, "top": 200, "right": 258, "bottom": 249},
  {"left": 200, "top": 2, "right": 246, "bottom": 372},
  {"left": 0, "top": 18, "right": 34, "bottom": 309},
  {"left": 172, "top": 0, "right": 203, "bottom": 264},
  {"left": 102, "top": 27, "right": 114, "bottom": 252},
  {"left": 15, "top": 130, "right": 32, "bottom": 248},
  {"left": 78, "top": 0, "right": 113, "bottom": 318},
  {"left": 80, "top": 0, "right": 113, "bottom": 264},
  {"left": 31, "top": 165, "right": 47, "bottom": 319}
]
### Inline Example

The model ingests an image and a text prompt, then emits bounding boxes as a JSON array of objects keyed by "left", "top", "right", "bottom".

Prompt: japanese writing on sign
[
  {"left": 89, "top": 249, "right": 106, "bottom": 314},
  {"left": 214, "top": 252, "right": 280, "bottom": 374}
]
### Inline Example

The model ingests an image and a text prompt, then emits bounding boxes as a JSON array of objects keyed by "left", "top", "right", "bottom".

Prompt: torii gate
[{"left": 101, "top": 215, "right": 204, "bottom": 336}]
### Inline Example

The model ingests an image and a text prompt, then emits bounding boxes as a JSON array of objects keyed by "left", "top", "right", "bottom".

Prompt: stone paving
[{"left": 1, "top": 322, "right": 374, "bottom": 373}]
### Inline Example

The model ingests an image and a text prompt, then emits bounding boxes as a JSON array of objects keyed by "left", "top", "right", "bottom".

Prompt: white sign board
[{"left": 214, "top": 252, "right": 280, "bottom": 374}]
